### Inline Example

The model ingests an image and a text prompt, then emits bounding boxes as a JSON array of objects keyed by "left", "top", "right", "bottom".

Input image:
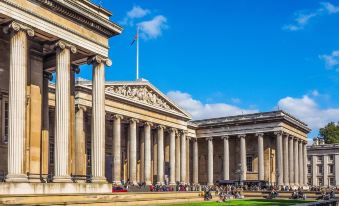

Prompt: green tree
[{"left": 319, "top": 122, "right": 339, "bottom": 144}]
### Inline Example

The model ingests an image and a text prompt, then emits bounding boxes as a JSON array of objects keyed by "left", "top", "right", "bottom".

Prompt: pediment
[{"left": 103, "top": 80, "right": 191, "bottom": 119}]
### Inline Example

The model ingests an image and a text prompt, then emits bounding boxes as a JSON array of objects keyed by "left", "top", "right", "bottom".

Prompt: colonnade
[
  {"left": 4, "top": 21, "right": 111, "bottom": 183},
  {"left": 203, "top": 132, "right": 308, "bottom": 186}
]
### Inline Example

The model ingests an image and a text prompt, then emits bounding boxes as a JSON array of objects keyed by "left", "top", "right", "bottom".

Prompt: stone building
[
  {"left": 307, "top": 139, "right": 339, "bottom": 187},
  {"left": 0, "top": 0, "right": 312, "bottom": 195}
]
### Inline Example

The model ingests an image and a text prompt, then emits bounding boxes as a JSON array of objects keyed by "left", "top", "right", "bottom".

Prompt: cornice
[{"left": 30, "top": 0, "right": 123, "bottom": 37}]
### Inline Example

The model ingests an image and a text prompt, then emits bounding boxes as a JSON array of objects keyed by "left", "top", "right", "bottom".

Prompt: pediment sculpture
[{"left": 106, "top": 85, "right": 178, "bottom": 112}]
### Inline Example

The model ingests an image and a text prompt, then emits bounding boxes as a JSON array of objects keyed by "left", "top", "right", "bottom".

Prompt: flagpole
[{"left": 136, "top": 26, "right": 139, "bottom": 80}]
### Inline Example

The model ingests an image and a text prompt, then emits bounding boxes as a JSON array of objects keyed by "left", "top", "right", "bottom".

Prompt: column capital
[
  {"left": 186, "top": 136, "right": 191, "bottom": 140},
  {"left": 143, "top": 121, "right": 153, "bottom": 127},
  {"left": 289, "top": 135, "right": 295, "bottom": 140},
  {"left": 192, "top": 138, "right": 198, "bottom": 142},
  {"left": 157, "top": 125, "right": 166, "bottom": 130},
  {"left": 179, "top": 130, "right": 188, "bottom": 136},
  {"left": 237, "top": 134, "right": 246, "bottom": 139},
  {"left": 111, "top": 114, "right": 123, "bottom": 120},
  {"left": 255, "top": 133, "right": 264, "bottom": 138},
  {"left": 274, "top": 130, "right": 283, "bottom": 136},
  {"left": 206, "top": 137, "right": 213, "bottom": 141},
  {"left": 221, "top": 135, "right": 229, "bottom": 140},
  {"left": 76, "top": 104, "right": 87, "bottom": 112},
  {"left": 54, "top": 40, "right": 77, "bottom": 54},
  {"left": 129, "top": 118, "right": 139, "bottom": 124},
  {"left": 43, "top": 71, "right": 53, "bottom": 81},
  {"left": 168, "top": 127, "right": 177, "bottom": 133},
  {"left": 3, "top": 21, "right": 35, "bottom": 37},
  {"left": 87, "top": 55, "right": 112, "bottom": 67}
]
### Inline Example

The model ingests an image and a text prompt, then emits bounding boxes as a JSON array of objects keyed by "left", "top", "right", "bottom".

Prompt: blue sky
[{"left": 85, "top": 0, "right": 339, "bottom": 138}]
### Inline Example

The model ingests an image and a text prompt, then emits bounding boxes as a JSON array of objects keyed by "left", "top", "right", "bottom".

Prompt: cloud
[
  {"left": 167, "top": 91, "right": 258, "bottom": 120},
  {"left": 319, "top": 50, "right": 339, "bottom": 71},
  {"left": 127, "top": 6, "right": 150, "bottom": 19},
  {"left": 277, "top": 95, "right": 339, "bottom": 130},
  {"left": 283, "top": 2, "right": 339, "bottom": 31},
  {"left": 138, "top": 15, "right": 168, "bottom": 39},
  {"left": 120, "top": 6, "right": 150, "bottom": 26}
]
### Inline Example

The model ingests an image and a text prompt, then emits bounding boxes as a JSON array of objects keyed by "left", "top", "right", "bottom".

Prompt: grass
[{"left": 164, "top": 199, "right": 315, "bottom": 206}]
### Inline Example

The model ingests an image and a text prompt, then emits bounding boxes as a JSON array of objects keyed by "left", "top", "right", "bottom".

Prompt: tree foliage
[{"left": 319, "top": 122, "right": 339, "bottom": 144}]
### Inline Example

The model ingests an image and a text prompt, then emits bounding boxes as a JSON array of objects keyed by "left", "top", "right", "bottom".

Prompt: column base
[
  {"left": 91, "top": 176, "right": 107, "bottom": 183},
  {"left": 169, "top": 182, "right": 176, "bottom": 185},
  {"left": 6, "top": 174, "right": 28, "bottom": 183},
  {"left": 156, "top": 181, "right": 164, "bottom": 185},
  {"left": 53, "top": 176, "right": 72, "bottom": 183}
]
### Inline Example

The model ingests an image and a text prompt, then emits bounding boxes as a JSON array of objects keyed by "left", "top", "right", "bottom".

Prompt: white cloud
[
  {"left": 321, "top": 2, "right": 339, "bottom": 14},
  {"left": 127, "top": 6, "right": 150, "bottom": 19},
  {"left": 278, "top": 95, "right": 339, "bottom": 130},
  {"left": 283, "top": 2, "right": 339, "bottom": 31},
  {"left": 167, "top": 91, "right": 258, "bottom": 120},
  {"left": 120, "top": 6, "right": 150, "bottom": 26},
  {"left": 138, "top": 15, "right": 168, "bottom": 39},
  {"left": 319, "top": 50, "right": 339, "bottom": 71}
]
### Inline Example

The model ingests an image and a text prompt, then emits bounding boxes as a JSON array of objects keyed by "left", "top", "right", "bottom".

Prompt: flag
[{"left": 130, "top": 33, "right": 138, "bottom": 46}]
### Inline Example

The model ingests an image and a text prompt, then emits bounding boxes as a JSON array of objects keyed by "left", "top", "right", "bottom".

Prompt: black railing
[
  {"left": 26, "top": 172, "right": 53, "bottom": 183},
  {"left": 70, "top": 174, "right": 92, "bottom": 183}
]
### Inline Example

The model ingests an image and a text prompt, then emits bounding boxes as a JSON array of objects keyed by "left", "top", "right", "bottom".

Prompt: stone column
[
  {"left": 274, "top": 131, "right": 283, "bottom": 186},
  {"left": 175, "top": 132, "right": 181, "bottom": 183},
  {"left": 186, "top": 136, "right": 190, "bottom": 183},
  {"left": 253, "top": 133, "right": 263, "bottom": 181},
  {"left": 53, "top": 41, "right": 76, "bottom": 182},
  {"left": 129, "top": 118, "right": 139, "bottom": 185},
  {"left": 180, "top": 131, "right": 187, "bottom": 183},
  {"left": 294, "top": 138, "right": 299, "bottom": 185},
  {"left": 206, "top": 137, "right": 214, "bottom": 185},
  {"left": 157, "top": 125, "right": 165, "bottom": 185},
  {"left": 112, "top": 114, "right": 123, "bottom": 185},
  {"left": 42, "top": 72, "right": 52, "bottom": 176},
  {"left": 88, "top": 55, "right": 111, "bottom": 183},
  {"left": 75, "top": 105, "right": 87, "bottom": 178},
  {"left": 283, "top": 134, "right": 289, "bottom": 186},
  {"left": 288, "top": 136, "right": 294, "bottom": 185},
  {"left": 222, "top": 136, "right": 230, "bottom": 180},
  {"left": 192, "top": 138, "right": 199, "bottom": 184},
  {"left": 334, "top": 155, "right": 339, "bottom": 187},
  {"left": 303, "top": 142, "right": 308, "bottom": 186},
  {"left": 323, "top": 155, "right": 328, "bottom": 186},
  {"left": 239, "top": 134, "right": 247, "bottom": 181},
  {"left": 311, "top": 155, "right": 317, "bottom": 186},
  {"left": 5, "top": 22, "right": 34, "bottom": 182},
  {"left": 299, "top": 140, "right": 303, "bottom": 186},
  {"left": 144, "top": 122, "right": 152, "bottom": 185},
  {"left": 169, "top": 128, "right": 176, "bottom": 185}
]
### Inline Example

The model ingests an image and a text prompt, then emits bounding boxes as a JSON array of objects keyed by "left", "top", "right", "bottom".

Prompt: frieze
[{"left": 106, "top": 85, "right": 178, "bottom": 112}]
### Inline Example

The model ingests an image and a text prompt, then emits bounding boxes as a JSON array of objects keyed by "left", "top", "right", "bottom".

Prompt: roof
[{"left": 192, "top": 110, "right": 311, "bottom": 133}]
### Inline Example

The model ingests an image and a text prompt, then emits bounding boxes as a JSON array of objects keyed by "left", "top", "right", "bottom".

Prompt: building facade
[
  {"left": 307, "top": 139, "right": 339, "bottom": 187},
  {"left": 0, "top": 0, "right": 312, "bottom": 195}
]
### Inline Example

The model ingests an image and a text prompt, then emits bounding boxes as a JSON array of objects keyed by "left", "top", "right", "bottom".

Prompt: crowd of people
[{"left": 115, "top": 179, "right": 338, "bottom": 202}]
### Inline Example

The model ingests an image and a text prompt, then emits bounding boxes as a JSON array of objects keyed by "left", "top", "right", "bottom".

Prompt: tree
[{"left": 319, "top": 122, "right": 339, "bottom": 144}]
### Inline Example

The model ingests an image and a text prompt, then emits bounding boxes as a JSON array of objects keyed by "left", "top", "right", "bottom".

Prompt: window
[
  {"left": 329, "top": 155, "right": 334, "bottom": 161},
  {"left": 307, "top": 177, "right": 312, "bottom": 185},
  {"left": 246, "top": 156, "right": 253, "bottom": 172},
  {"left": 317, "top": 156, "right": 323, "bottom": 163},
  {"left": 329, "top": 165, "right": 334, "bottom": 174},
  {"left": 308, "top": 156, "right": 311, "bottom": 163},
  {"left": 307, "top": 165, "right": 312, "bottom": 174},
  {"left": 318, "top": 178, "right": 323, "bottom": 186},
  {"left": 329, "top": 178, "right": 335, "bottom": 186},
  {"left": 318, "top": 165, "right": 323, "bottom": 174},
  {"left": 1, "top": 97, "right": 8, "bottom": 144}
]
